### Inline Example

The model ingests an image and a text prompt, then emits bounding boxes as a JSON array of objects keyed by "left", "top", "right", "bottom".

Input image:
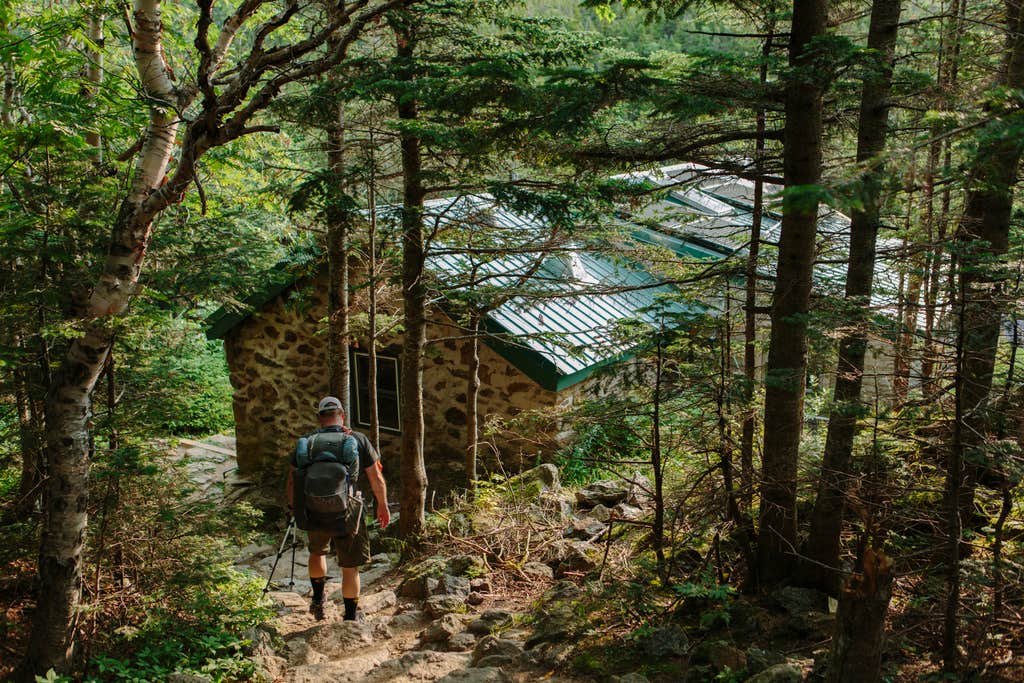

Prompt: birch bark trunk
[{"left": 19, "top": 0, "right": 180, "bottom": 675}]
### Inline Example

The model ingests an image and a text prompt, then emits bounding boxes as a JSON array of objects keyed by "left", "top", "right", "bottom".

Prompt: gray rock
[
  {"left": 475, "top": 654, "right": 517, "bottom": 668},
  {"left": 390, "top": 609, "right": 429, "bottom": 629},
  {"left": 529, "top": 641, "right": 575, "bottom": 667},
  {"left": 508, "top": 463, "right": 561, "bottom": 493},
  {"left": 637, "top": 624, "right": 687, "bottom": 658},
  {"left": 466, "top": 591, "right": 486, "bottom": 605},
  {"left": 373, "top": 619, "right": 394, "bottom": 640},
  {"left": 693, "top": 641, "right": 747, "bottom": 672},
  {"left": 425, "top": 593, "right": 466, "bottom": 618},
  {"left": 400, "top": 575, "right": 440, "bottom": 598},
  {"left": 588, "top": 504, "right": 612, "bottom": 522},
  {"left": 612, "top": 502, "right": 643, "bottom": 521},
  {"left": 286, "top": 639, "right": 326, "bottom": 666},
  {"left": 539, "top": 490, "right": 574, "bottom": 520},
  {"left": 771, "top": 586, "right": 829, "bottom": 615},
  {"left": 625, "top": 471, "right": 654, "bottom": 507},
  {"left": 611, "top": 675, "right": 651, "bottom": 683},
  {"left": 544, "top": 580, "right": 583, "bottom": 601},
  {"left": 746, "top": 648, "right": 785, "bottom": 675},
  {"left": 253, "top": 654, "right": 287, "bottom": 681},
  {"left": 448, "top": 554, "right": 488, "bottom": 577},
  {"left": 564, "top": 517, "right": 607, "bottom": 540},
  {"left": 575, "top": 479, "right": 628, "bottom": 508},
  {"left": 167, "top": 675, "right": 211, "bottom": 683},
  {"left": 467, "top": 609, "right": 514, "bottom": 635},
  {"left": 449, "top": 631, "right": 478, "bottom": 651},
  {"left": 471, "top": 635, "right": 524, "bottom": 665},
  {"left": 746, "top": 663, "right": 804, "bottom": 683},
  {"left": 550, "top": 540, "right": 597, "bottom": 575},
  {"left": 469, "top": 577, "right": 491, "bottom": 592},
  {"left": 356, "top": 589, "right": 398, "bottom": 614},
  {"left": 437, "top": 668, "right": 512, "bottom": 683},
  {"left": 437, "top": 573, "right": 472, "bottom": 597},
  {"left": 522, "top": 561, "right": 554, "bottom": 581},
  {"left": 422, "top": 613, "right": 466, "bottom": 643},
  {"left": 307, "top": 620, "right": 374, "bottom": 656},
  {"left": 361, "top": 563, "right": 392, "bottom": 588}
]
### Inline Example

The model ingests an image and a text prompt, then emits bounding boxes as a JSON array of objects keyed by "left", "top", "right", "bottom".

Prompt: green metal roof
[{"left": 207, "top": 163, "right": 886, "bottom": 390}]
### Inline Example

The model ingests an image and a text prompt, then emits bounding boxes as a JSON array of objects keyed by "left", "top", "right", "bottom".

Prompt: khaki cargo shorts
[{"left": 307, "top": 514, "right": 370, "bottom": 568}]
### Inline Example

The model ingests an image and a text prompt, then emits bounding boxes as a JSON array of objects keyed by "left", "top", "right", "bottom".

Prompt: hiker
[{"left": 286, "top": 396, "right": 390, "bottom": 621}]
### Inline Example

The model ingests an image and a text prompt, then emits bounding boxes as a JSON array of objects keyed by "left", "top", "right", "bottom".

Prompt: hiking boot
[{"left": 309, "top": 598, "right": 327, "bottom": 621}]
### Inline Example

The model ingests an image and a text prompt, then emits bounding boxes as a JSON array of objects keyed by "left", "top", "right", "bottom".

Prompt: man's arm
[{"left": 364, "top": 463, "right": 390, "bottom": 528}]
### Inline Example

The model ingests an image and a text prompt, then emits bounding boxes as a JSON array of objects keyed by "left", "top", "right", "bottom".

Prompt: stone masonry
[{"left": 223, "top": 272, "right": 558, "bottom": 483}]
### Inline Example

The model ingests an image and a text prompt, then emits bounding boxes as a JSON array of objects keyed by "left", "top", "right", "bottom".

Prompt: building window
[{"left": 352, "top": 351, "right": 401, "bottom": 433}]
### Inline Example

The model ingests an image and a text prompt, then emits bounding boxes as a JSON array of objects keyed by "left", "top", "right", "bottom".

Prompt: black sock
[
  {"left": 311, "top": 577, "right": 326, "bottom": 602},
  {"left": 343, "top": 597, "right": 358, "bottom": 620}
]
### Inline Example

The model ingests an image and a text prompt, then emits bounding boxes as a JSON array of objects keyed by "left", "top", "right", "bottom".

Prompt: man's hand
[{"left": 377, "top": 504, "right": 391, "bottom": 529}]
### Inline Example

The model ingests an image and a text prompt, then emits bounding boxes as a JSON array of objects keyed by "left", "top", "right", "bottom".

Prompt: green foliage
[
  {"left": 555, "top": 419, "right": 644, "bottom": 485},
  {"left": 85, "top": 570, "right": 272, "bottom": 683}
]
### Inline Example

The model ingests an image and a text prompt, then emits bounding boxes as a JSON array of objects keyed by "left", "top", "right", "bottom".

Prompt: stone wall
[{"left": 223, "top": 272, "right": 559, "bottom": 486}]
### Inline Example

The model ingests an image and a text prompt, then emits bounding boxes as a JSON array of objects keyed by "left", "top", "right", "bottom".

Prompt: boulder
[
  {"left": 400, "top": 575, "right": 440, "bottom": 599},
  {"left": 307, "top": 620, "right": 373, "bottom": 657},
  {"left": 550, "top": 540, "right": 597, "bottom": 575},
  {"left": 348, "top": 589, "right": 397, "bottom": 614},
  {"left": 390, "top": 609, "right": 429, "bottom": 629},
  {"left": 625, "top": 472, "right": 654, "bottom": 507},
  {"left": 564, "top": 517, "right": 607, "bottom": 540},
  {"left": 425, "top": 594, "right": 466, "bottom": 618},
  {"left": 588, "top": 504, "right": 612, "bottom": 522},
  {"left": 471, "top": 635, "right": 525, "bottom": 665},
  {"left": 575, "top": 479, "right": 628, "bottom": 508},
  {"left": 437, "top": 573, "right": 472, "bottom": 597},
  {"left": 522, "top": 562, "right": 554, "bottom": 581},
  {"left": 746, "top": 648, "right": 785, "bottom": 676},
  {"left": 771, "top": 586, "right": 829, "bottom": 615},
  {"left": 466, "top": 591, "right": 486, "bottom": 605},
  {"left": 437, "top": 668, "right": 512, "bottom": 683},
  {"left": 508, "top": 463, "right": 561, "bottom": 494},
  {"left": 612, "top": 502, "right": 643, "bottom": 521},
  {"left": 469, "top": 577, "right": 491, "bottom": 593},
  {"left": 422, "top": 614, "right": 466, "bottom": 643},
  {"left": 447, "top": 554, "right": 489, "bottom": 577},
  {"left": 167, "top": 675, "right": 210, "bottom": 683},
  {"left": 611, "top": 675, "right": 651, "bottom": 683},
  {"left": 693, "top": 641, "right": 747, "bottom": 672},
  {"left": 449, "top": 631, "right": 478, "bottom": 651},
  {"left": 467, "top": 609, "right": 514, "bottom": 635},
  {"left": 746, "top": 662, "right": 804, "bottom": 683},
  {"left": 286, "top": 639, "right": 326, "bottom": 666},
  {"left": 637, "top": 624, "right": 687, "bottom": 658}
]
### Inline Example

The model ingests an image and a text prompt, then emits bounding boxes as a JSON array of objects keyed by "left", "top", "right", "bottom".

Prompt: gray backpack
[{"left": 293, "top": 431, "right": 363, "bottom": 535}]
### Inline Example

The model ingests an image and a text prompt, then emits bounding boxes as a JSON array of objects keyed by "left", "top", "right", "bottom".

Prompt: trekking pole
[{"left": 263, "top": 516, "right": 298, "bottom": 594}]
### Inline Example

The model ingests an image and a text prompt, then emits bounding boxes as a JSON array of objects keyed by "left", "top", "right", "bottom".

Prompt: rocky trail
[{"left": 171, "top": 436, "right": 603, "bottom": 683}]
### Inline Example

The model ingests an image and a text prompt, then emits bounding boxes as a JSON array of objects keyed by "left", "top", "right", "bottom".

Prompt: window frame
[{"left": 351, "top": 350, "right": 402, "bottom": 434}]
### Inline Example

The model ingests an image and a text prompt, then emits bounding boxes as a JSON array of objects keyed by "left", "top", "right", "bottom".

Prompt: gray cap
[{"left": 317, "top": 396, "right": 343, "bottom": 413}]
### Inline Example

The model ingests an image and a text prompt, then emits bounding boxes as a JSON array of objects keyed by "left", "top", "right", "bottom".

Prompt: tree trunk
[
  {"left": 802, "top": 0, "right": 901, "bottom": 594},
  {"left": 741, "top": 25, "right": 773, "bottom": 514},
  {"left": 466, "top": 310, "right": 481, "bottom": 494},
  {"left": 367, "top": 143, "right": 381, "bottom": 453},
  {"left": 9, "top": 344, "right": 43, "bottom": 520},
  {"left": 396, "top": 18, "right": 428, "bottom": 540},
  {"left": 828, "top": 548, "right": 894, "bottom": 683},
  {"left": 951, "top": 0, "right": 1024, "bottom": 530},
  {"left": 326, "top": 103, "right": 351, "bottom": 413},
  {"left": 756, "top": 0, "right": 828, "bottom": 584},
  {"left": 18, "top": 2, "right": 181, "bottom": 676}
]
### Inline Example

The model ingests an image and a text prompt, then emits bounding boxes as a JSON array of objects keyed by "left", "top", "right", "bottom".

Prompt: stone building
[{"left": 207, "top": 164, "right": 903, "bottom": 485}]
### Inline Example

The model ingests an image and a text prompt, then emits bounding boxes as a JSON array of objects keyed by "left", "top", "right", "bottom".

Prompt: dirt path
[{"left": 178, "top": 435, "right": 584, "bottom": 683}]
